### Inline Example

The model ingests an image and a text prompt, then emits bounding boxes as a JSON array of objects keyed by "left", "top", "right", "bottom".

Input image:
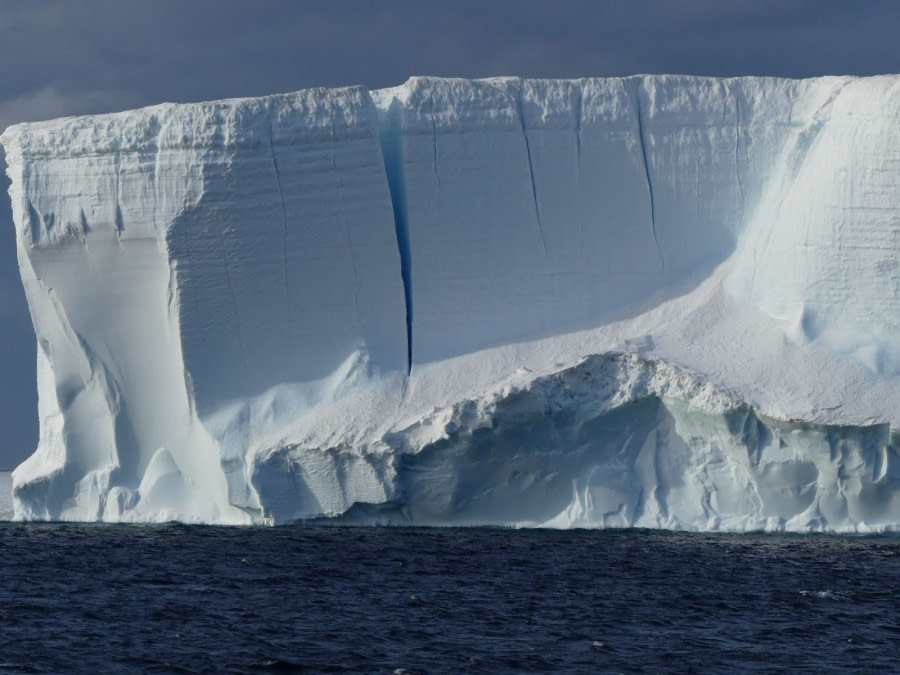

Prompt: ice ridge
[{"left": 2, "top": 75, "right": 900, "bottom": 528}]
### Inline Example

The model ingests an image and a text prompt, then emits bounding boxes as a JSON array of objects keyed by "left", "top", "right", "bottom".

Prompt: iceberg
[{"left": 2, "top": 75, "right": 899, "bottom": 530}]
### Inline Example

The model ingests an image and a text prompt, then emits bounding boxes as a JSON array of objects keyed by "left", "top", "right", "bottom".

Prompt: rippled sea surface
[{"left": 0, "top": 524, "right": 898, "bottom": 673}]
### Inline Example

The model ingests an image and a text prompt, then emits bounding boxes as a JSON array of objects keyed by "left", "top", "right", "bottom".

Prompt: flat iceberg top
[
  {"left": 375, "top": 74, "right": 847, "bottom": 130},
  {"left": 5, "top": 74, "right": 891, "bottom": 156},
  {"left": 0, "top": 85, "right": 378, "bottom": 161}
]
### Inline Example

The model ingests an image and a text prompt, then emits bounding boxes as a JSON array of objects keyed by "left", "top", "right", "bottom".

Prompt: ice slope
[{"left": 2, "top": 75, "right": 900, "bottom": 529}]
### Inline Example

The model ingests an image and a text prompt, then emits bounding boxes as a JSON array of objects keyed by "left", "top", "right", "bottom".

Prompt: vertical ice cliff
[
  {"left": 2, "top": 88, "right": 407, "bottom": 522},
  {"left": 373, "top": 76, "right": 868, "bottom": 365},
  {"left": 3, "top": 75, "right": 900, "bottom": 528}
]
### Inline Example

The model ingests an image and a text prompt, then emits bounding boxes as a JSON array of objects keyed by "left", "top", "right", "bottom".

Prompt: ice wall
[
  {"left": 163, "top": 89, "right": 408, "bottom": 407},
  {"left": 372, "top": 76, "right": 889, "bottom": 365},
  {"left": 2, "top": 89, "right": 407, "bottom": 522},
  {"left": 3, "top": 75, "right": 900, "bottom": 527}
]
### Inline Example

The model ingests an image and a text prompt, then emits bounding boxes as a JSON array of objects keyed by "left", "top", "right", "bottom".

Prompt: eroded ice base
[{"left": 249, "top": 353, "right": 900, "bottom": 533}]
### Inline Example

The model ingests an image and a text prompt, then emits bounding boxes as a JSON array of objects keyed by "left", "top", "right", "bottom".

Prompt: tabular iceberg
[{"left": 2, "top": 75, "right": 899, "bottom": 530}]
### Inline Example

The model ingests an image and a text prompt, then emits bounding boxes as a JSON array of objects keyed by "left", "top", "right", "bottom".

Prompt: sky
[{"left": 0, "top": 0, "right": 898, "bottom": 468}]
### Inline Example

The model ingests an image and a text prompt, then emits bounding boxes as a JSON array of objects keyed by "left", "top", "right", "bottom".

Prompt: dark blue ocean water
[{"left": 0, "top": 525, "right": 898, "bottom": 673}]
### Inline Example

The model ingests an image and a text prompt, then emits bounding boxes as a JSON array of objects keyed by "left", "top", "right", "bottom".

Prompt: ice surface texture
[{"left": 2, "top": 75, "right": 899, "bottom": 528}]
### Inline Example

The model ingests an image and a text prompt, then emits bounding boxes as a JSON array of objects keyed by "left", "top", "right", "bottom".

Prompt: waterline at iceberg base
[{"left": 2, "top": 75, "right": 899, "bottom": 529}]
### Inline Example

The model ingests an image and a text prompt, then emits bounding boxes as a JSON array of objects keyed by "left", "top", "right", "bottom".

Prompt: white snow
[{"left": 2, "top": 75, "right": 899, "bottom": 530}]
